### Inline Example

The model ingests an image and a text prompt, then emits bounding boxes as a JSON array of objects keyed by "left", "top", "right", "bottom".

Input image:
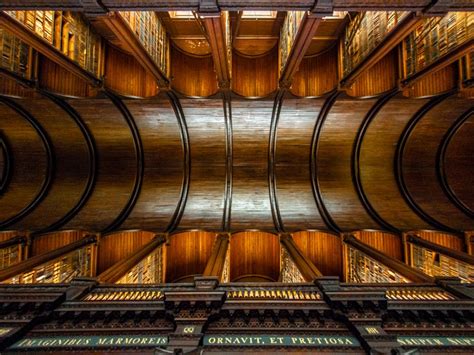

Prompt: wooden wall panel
[
  {"left": 0, "top": 77, "right": 34, "bottom": 98},
  {"left": 291, "top": 47, "right": 338, "bottom": 97},
  {"left": 317, "top": 97, "right": 380, "bottom": 231},
  {"left": 347, "top": 50, "right": 398, "bottom": 98},
  {"left": 353, "top": 230, "right": 403, "bottom": 261},
  {"left": 104, "top": 45, "right": 158, "bottom": 98},
  {"left": 0, "top": 231, "right": 23, "bottom": 243},
  {"left": 0, "top": 102, "right": 47, "bottom": 224},
  {"left": 230, "top": 231, "right": 280, "bottom": 282},
  {"left": 97, "top": 230, "right": 155, "bottom": 274},
  {"left": 178, "top": 100, "right": 226, "bottom": 230},
  {"left": 63, "top": 99, "right": 136, "bottom": 231},
  {"left": 404, "top": 64, "right": 457, "bottom": 98},
  {"left": 38, "top": 55, "right": 92, "bottom": 97},
  {"left": 170, "top": 46, "right": 218, "bottom": 97},
  {"left": 408, "top": 230, "right": 465, "bottom": 252},
  {"left": 292, "top": 231, "right": 342, "bottom": 278},
  {"left": 231, "top": 100, "right": 274, "bottom": 230},
  {"left": 31, "top": 230, "right": 88, "bottom": 256},
  {"left": 120, "top": 99, "right": 183, "bottom": 231},
  {"left": 165, "top": 231, "right": 217, "bottom": 282},
  {"left": 232, "top": 48, "right": 278, "bottom": 98},
  {"left": 276, "top": 98, "right": 326, "bottom": 231},
  {"left": 403, "top": 97, "right": 473, "bottom": 230},
  {"left": 9, "top": 98, "right": 89, "bottom": 230},
  {"left": 444, "top": 114, "right": 474, "bottom": 213},
  {"left": 360, "top": 96, "right": 430, "bottom": 230}
]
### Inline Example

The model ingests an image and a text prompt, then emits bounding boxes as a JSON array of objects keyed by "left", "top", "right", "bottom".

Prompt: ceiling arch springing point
[{"left": 0, "top": 130, "right": 13, "bottom": 196}]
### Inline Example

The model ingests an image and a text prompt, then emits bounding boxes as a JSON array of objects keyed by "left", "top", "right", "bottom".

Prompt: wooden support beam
[
  {"left": 343, "top": 234, "right": 434, "bottom": 283},
  {"left": 280, "top": 234, "right": 323, "bottom": 281},
  {"left": 0, "top": 12, "right": 101, "bottom": 86},
  {"left": 0, "top": 235, "right": 97, "bottom": 282},
  {"left": 200, "top": 12, "right": 232, "bottom": 90},
  {"left": 406, "top": 234, "right": 474, "bottom": 265},
  {"left": 202, "top": 234, "right": 230, "bottom": 279},
  {"left": 401, "top": 39, "right": 474, "bottom": 88},
  {"left": 279, "top": 13, "right": 322, "bottom": 88},
  {"left": 340, "top": 12, "right": 422, "bottom": 89},
  {"left": 97, "top": 234, "right": 166, "bottom": 283},
  {"left": 98, "top": 12, "right": 170, "bottom": 89}
]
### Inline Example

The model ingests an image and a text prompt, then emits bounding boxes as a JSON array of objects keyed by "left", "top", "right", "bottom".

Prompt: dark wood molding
[
  {"left": 0, "top": 235, "right": 26, "bottom": 250},
  {"left": 310, "top": 90, "right": 341, "bottom": 233},
  {"left": 407, "top": 234, "right": 474, "bottom": 265},
  {"left": 401, "top": 39, "right": 474, "bottom": 88},
  {"left": 165, "top": 91, "right": 190, "bottom": 233},
  {"left": 0, "top": 130, "right": 13, "bottom": 196},
  {"left": 0, "top": 12, "right": 101, "bottom": 86},
  {"left": 222, "top": 95, "right": 233, "bottom": 232},
  {"left": 0, "top": 96, "right": 55, "bottom": 229},
  {"left": 395, "top": 91, "right": 460, "bottom": 234},
  {"left": 280, "top": 233, "right": 323, "bottom": 281},
  {"left": 279, "top": 13, "right": 322, "bottom": 88},
  {"left": 352, "top": 89, "right": 400, "bottom": 233},
  {"left": 98, "top": 12, "right": 170, "bottom": 88},
  {"left": 97, "top": 234, "right": 166, "bottom": 283},
  {"left": 340, "top": 12, "right": 422, "bottom": 89},
  {"left": 101, "top": 91, "right": 144, "bottom": 233},
  {"left": 436, "top": 107, "right": 474, "bottom": 219},
  {"left": 268, "top": 91, "right": 285, "bottom": 232},
  {"left": 343, "top": 234, "right": 433, "bottom": 283},
  {"left": 0, "top": 234, "right": 97, "bottom": 282},
  {"left": 203, "top": 233, "right": 230, "bottom": 278},
  {"left": 35, "top": 91, "right": 98, "bottom": 233}
]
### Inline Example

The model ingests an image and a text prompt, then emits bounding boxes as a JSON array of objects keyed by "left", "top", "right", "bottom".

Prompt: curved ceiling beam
[
  {"left": 395, "top": 90, "right": 461, "bottom": 234},
  {"left": 34, "top": 91, "right": 98, "bottom": 233},
  {"left": 436, "top": 107, "right": 474, "bottom": 219},
  {"left": 352, "top": 88, "right": 400, "bottom": 233},
  {"left": 101, "top": 90, "right": 145, "bottom": 234},
  {"left": 165, "top": 91, "right": 191, "bottom": 234},
  {"left": 222, "top": 95, "right": 233, "bottom": 232},
  {"left": 0, "top": 130, "right": 12, "bottom": 196},
  {"left": 268, "top": 91, "right": 285, "bottom": 233},
  {"left": 310, "top": 90, "right": 341, "bottom": 233},
  {"left": 0, "top": 96, "right": 55, "bottom": 229}
]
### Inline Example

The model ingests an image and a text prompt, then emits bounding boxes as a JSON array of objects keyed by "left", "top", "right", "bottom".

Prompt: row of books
[
  {"left": 343, "top": 11, "right": 408, "bottom": 77},
  {"left": 405, "top": 12, "right": 473, "bottom": 77},
  {"left": 121, "top": 11, "right": 168, "bottom": 75},
  {"left": 280, "top": 11, "right": 305, "bottom": 74},
  {"left": 0, "top": 28, "right": 30, "bottom": 77},
  {"left": 5, "top": 10, "right": 102, "bottom": 76}
]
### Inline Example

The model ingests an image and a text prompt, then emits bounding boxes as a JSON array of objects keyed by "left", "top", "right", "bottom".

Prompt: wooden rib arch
[
  {"left": 101, "top": 90, "right": 145, "bottom": 234},
  {"left": 222, "top": 95, "right": 233, "bottom": 231},
  {"left": 0, "top": 96, "right": 55, "bottom": 229},
  {"left": 395, "top": 90, "right": 460, "bottom": 234},
  {"left": 436, "top": 107, "right": 474, "bottom": 219},
  {"left": 0, "top": 130, "right": 12, "bottom": 195},
  {"left": 352, "top": 88, "right": 400, "bottom": 233},
  {"left": 310, "top": 90, "right": 341, "bottom": 233}
]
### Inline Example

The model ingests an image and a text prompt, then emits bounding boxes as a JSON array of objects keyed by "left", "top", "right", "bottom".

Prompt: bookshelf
[
  {"left": 120, "top": 11, "right": 169, "bottom": 76},
  {"left": 404, "top": 12, "right": 473, "bottom": 77},
  {"left": 4, "top": 10, "right": 102, "bottom": 77},
  {"left": 0, "top": 28, "right": 30, "bottom": 77},
  {"left": 280, "top": 11, "right": 305, "bottom": 74},
  {"left": 342, "top": 11, "right": 408, "bottom": 77}
]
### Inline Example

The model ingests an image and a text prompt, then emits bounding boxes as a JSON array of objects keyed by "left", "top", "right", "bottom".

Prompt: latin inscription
[
  {"left": 397, "top": 336, "right": 474, "bottom": 347},
  {"left": 203, "top": 335, "right": 360, "bottom": 347}
]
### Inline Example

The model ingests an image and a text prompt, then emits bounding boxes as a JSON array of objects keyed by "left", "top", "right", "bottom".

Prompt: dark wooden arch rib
[
  {"left": 0, "top": 96, "right": 55, "bottom": 229},
  {"left": 268, "top": 91, "right": 285, "bottom": 232},
  {"left": 101, "top": 91, "right": 145, "bottom": 234},
  {"left": 0, "top": 130, "right": 12, "bottom": 195},
  {"left": 222, "top": 94, "right": 233, "bottom": 232},
  {"left": 310, "top": 90, "right": 341, "bottom": 233},
  {"left": 436, "top": 106, "right": 474, "bottom": 219},
  {"left": 395, "top": 90, "right": 460, "bottom": 234},
  {"left": 165, "top": 91, "right": 191, "bottom": 233},
  {"left": 34, "top": 91, "right": 98, "bottom": 233},
  {"left": 352, "top": 89, "right": 400, "bottom": 233}
]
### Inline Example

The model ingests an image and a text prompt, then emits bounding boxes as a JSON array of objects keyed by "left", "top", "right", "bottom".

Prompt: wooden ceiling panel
[
  {"left": 403, "top": 97, "right": 474, "bottom": 231},
  {"left": 275, "top": 98, "right": 326, "bottom": 231},
  {"left": 120, "top": 99, "right": 184, "bottom": 231}
]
